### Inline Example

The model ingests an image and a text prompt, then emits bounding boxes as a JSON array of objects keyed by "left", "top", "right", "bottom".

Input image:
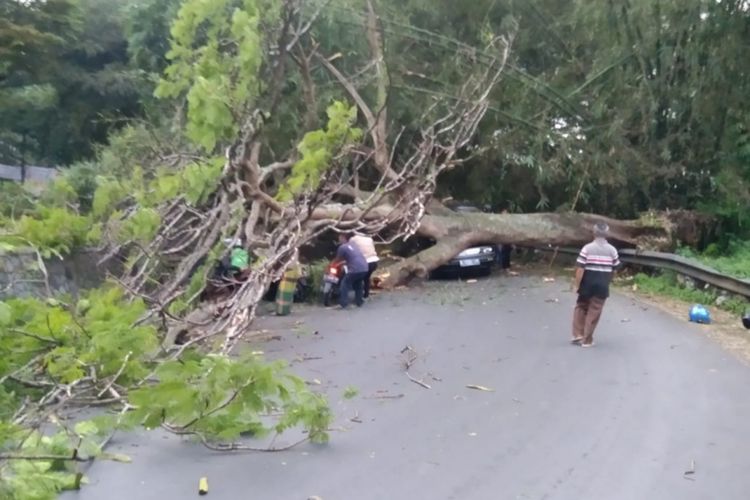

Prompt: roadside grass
[
  {"left": 628, "top": 271, "right": 749, "bottom": 316},
  {"left": 677, "top": 240, "right": 750, "bottom": 279}
]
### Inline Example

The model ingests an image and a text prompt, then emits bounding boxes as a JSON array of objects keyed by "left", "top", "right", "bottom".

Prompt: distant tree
[{"left": 0, "top": 0, "right": 144, "bottom": 165}]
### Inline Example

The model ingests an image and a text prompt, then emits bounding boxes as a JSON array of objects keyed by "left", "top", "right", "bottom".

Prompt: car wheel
[{"left": 323, "top": 282, "right": 334, "bottom": 307}]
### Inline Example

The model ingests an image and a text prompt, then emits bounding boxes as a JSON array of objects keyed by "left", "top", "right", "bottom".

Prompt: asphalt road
[{"left": 64, "top": 275, "right": 750, "bottom": 500}]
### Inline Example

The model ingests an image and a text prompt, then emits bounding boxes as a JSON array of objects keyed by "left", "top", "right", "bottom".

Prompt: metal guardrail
[{"left": 537, "top": 246, "right": 750, "bottom": 300}]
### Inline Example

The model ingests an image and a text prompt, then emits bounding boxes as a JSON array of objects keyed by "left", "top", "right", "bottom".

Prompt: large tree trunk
[{"left": 381, "top": 211, "right": 678, "bottom": 286}]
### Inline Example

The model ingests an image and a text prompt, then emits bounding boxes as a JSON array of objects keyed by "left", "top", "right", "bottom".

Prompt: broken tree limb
[
  {"left": 407, "top": 373, "right": 432, "bottom": 390},
  {"left": 379, "top": 211, "right": 676, "bottom": 286},
  {"left": 400, "top": 345, "right": 432, "bottom": 389},
  {"left": 98, "top": 5, "right": 515, "bottom": 345},
  {"left": 304, "top": 203, "right": 677, "bottom": 286}
]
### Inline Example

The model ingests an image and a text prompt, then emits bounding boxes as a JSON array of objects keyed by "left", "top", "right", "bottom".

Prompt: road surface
[{"left": 64, "top": 275, "right": 750, "bottom": 500}]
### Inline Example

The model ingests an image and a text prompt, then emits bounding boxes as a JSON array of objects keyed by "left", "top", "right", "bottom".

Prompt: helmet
[
  {"left": 689, "top": 304, "right": 711, "bottom": 324},
  {"left": 742, "top": 311, "right": 750, "bottom": 330}
]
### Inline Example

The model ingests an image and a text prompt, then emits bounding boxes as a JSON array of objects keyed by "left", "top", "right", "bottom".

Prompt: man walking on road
[
  {"left": 333, "top": 233, "right": 369, "bottom": 309},
  {"left": 350, "top": 233, "right": 379, "bottom": 299},
  {"left": 571, "top": 222, "right": 620, "bottom": 347}
]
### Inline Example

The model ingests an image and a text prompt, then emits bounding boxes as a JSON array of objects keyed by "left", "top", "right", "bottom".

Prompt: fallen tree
[
  {"left": 1, "top": 3, "right": 516, "bottom": 494},
  {"left": 384, "top": 208, "right": 717, "bottom": 284},
  {"left": 0, "top": 2, "right": 708, "bottom": 496},
  {"left": 86, "top": 0, "right": 517, "bottom": 347},
  {"left": 309, "top": 199, "right": 695, "bottom": 285},
  {"left": 383, "top": 211, "right": 671, "bottom": 284},
  {"left": 95, "top": 0, "right": 693, "bottom": 335}
]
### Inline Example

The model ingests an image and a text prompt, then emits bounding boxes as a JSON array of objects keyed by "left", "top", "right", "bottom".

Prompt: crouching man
[{"left": 334, "top": 233, "right": 369, "bottom": 309}]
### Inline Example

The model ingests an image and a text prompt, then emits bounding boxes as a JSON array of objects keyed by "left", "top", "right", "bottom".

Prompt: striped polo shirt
[{"left": 576, "top": 238, "right": 620, "bottom": 298}]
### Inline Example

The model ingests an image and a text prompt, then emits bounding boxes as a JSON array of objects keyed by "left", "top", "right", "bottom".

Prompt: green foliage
[
  {"left": 343, "top": 386, "right": 359, "bottom": 400},
  {"left": 278, "top": 101, "right": 362, "bottom": 201},
  {"left": 91, "top": 156, "right": 223, "bottom": 219},
  {"left": 1, "top": 281, "right": 332, "bottom": 497},
  {"left": 129, "top": 352, "right": 331, "bottom": 442},
  {"left": 304, "top": 260, "right": 331, "bottom": 304},
  {"left": 91, "top": 177, "right": 128, "bottom": 219},
  {"left": 3, "top": 288, "right": 158, "bottom": 385},
  {"left": 96, "top": 124, "right": 177, "bottom": 179},
  {"left": 0, "top": 286, "right": 159, "bottom": 499},
  {"left": 169, "top": 262, "right": 211, "bottom": 315},
  {"left": 698, "top": 121, "right": 750, "bottom": 237},
  {"left": 2, "top": 207, "right": 95, "bottom": 256},
  {"left": 40, "top": 177, "right": 78, "bottom": 208},
  {"left": 156, "top": 0, "right": 267, "bottom": 151},
  {"left": 117, "top": 208, "right": 161, "bottom": 245},
  {"left": 676, "top": 241, "right": 750, "bottom": 280},
  {"left": 124, "top": 0, "right": 182, "bottom": 75},
  {"left": 177, "top": 157, "right": 225, "bottom": 205},
  {"left": 632, "top": 272, "right": 748, "bottom": 316},
  {"left": 381, "top": 0, "right": 750, "bottom": 222},
  {"left": 0, "top": 0, "right": 145, "bottom": 165},
  {"left": 62, "top": 162, "right": 100, "bottom": 213},
  {"left": 0, "top": 137, "right": 220, "bottom": 258},
  {"left": 0, "top": 415, "right": 122, "bottom": 500},
  {"left": 0, "top": 183, "right": 36, "bottom": 219}
]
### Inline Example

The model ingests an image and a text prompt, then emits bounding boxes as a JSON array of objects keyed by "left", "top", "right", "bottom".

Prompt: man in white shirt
[
  {"left": 571, "top": 222, "right": 621, "bottom": 347},
  {"left": 350, "top": 234, "right": 379, "bottom": 299}
]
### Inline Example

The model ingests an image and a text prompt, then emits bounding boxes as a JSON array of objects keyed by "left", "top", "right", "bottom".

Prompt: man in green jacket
[{"left": 230, "top": 245, "right": 250, "bottom": 273}]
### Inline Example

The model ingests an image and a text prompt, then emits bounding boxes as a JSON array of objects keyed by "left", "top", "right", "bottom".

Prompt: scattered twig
[
  {"left": 466, "top": 384, "right": 494, "bottom": 392},
  {"left": 0, "top": 451, "right": 88, "bottom": 462},
  {"left": 400, "top": 345, "right": 432, "bottom": 389},
  {"left": 363, "top": 392, "right": 404, "bottom": 400},
  {"left": 97, "top": 352, "right": 132, "bottom": 398},
  {"left": 406, "top": 373, "right": 432, "bottom": 390},
  {"left": 0, "top": 354, "right": 46, "bottom": 386},
  {"left": 294, "top": 355, "right": 323, "bottom": 363},
  {"left": 683, "top": 459, "right": 696, "bottom": 480},
  {"left": 8, "top": 328, "right": 59, "bottom": 345},
  {"left": 161, "top": 424, "right": 310, "bottom": 453}
]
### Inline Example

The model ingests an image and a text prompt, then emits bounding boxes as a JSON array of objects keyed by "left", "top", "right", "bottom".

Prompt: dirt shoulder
[{"left": 615, "top": 284, "right": 750, "bottom": 365}]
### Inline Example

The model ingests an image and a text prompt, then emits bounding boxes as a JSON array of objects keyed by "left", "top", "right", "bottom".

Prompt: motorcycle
[{"left": 322, "top": 260, "right": 347, "bottom": 307}]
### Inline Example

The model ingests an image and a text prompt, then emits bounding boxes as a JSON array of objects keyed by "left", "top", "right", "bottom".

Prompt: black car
[
  {"left": 431, "top": 244, "right": 497, "bottom": 278},
  {"left": 430, "top": 202, "right": 497, "bottom": 278}
]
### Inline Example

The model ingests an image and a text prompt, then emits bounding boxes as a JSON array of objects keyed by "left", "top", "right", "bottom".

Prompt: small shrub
[
  {"left": 632, "top": 271, "right": 748, "bottom": 316},
  {"left": 0, "top": 182, "right": 36, "bottom": 218},
  {"left": 305, "top": 260, "right": 329, "bottom": 304}
]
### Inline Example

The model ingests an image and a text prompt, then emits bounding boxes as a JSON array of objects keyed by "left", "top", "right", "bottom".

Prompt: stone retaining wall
[{"left": 0, "top": 248, "right": 107, "bottom": 299}]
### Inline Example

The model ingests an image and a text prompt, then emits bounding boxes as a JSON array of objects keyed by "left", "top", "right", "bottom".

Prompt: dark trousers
[
  {"left": 364, "top": 262, "right": 378, "bottom": 298},
  {"left": 340, "top": 271, "right": 367, "bottom": 308},
  {"left": 572, "top": 295, "right": 606, "bottom": 344},
  {"left": 500, "top": 245, "right": 512, "bottom": 269}
]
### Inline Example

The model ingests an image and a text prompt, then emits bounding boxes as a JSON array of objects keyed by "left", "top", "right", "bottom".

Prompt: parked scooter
[{"left": 322, "top": 260, "right": 347, "bottom": 307}]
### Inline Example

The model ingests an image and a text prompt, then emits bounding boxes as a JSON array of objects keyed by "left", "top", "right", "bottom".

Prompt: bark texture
[{"left": 381, "top": 211, "right": 676, "bottom": 286}]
